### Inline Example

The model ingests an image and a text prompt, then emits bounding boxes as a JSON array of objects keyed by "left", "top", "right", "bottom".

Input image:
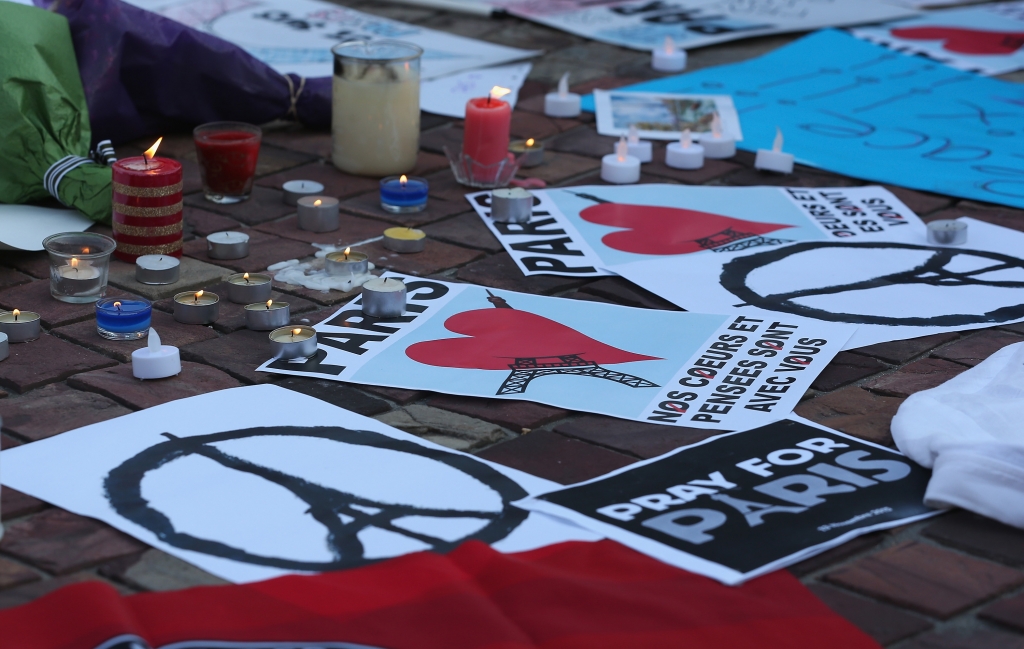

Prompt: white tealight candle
[
  {"left": 701, "top": 113, "right": 736, "bottom": 159},
  {"left": 131, "top": 328, "right": 181, "bottom": 379},
  {"left": 135, "top": 254, "right": 181, "bottom": 285},
  {"left": 544, "top": 72, "right": 582, "bottom": 118},
  {"left": 755, "top": 127, "right": 795, "bottom": 174},
  {"left": 927, "top": 219, "right": 968, "bottom": 246},
  {"left": 361, "top": 277, "right": 407, "bottom": 318},
  {"left": 282, "top": 180, "right": 325, "bottom": 206},
  {"left": 652, "top": 36, "right": 687, "bottom": 72},
  {"left": 601, "top": 137, "right": 641, "bottom": 185},
  {"left": 665, "top": 129, "right": 704, "bottom": 170},
  {"left": 626, "top": 125, "right": 652, "bottom": 163},
  {"left": 207, "top": 231, "right": 250, "bottom": 260}
]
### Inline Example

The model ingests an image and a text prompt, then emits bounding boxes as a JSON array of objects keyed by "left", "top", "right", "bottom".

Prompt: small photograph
[{"left": 594, "top": 90, "right": 743, "bottom": 141}]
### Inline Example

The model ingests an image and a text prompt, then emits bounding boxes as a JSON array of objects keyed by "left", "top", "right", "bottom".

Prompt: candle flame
[
  {"left": 266, "top": 299, "right": 273, "bottom": 309},
  {"left": 557, "top": 72, "right": 569, "bottom": 97},
  {"left": 292, "top": 328, "right": 302, "bottom": 337},
  {"left": 243, "top": 272, "right": 250, "bottom": 283},
  {"left": 525, "top": 138, "right": 535, "bottom": 147},
  {"left": 82, "top": 247, "right": 90, "bottom": 254},
  {"left": 628, "top": 125, "right": 639, "bottom": 144},
  {"left": 344, "top": 247, "right": 351, "bottom": 259},
  {"left": 681, "top": 128, "right": 692, "bottom": 149},
  {"left": 490, "top": 86, "right": 511, "bottom": 100},
  {"left": 194, "top": 290, "right": 203, "bottom": 303},
  {"left": 114, "top": 301, "right": 122, "bottom": 310},
  {"left": 773, "top": 127, "right": 784, "bottom": 153},
  {"left": 314, "top": 199, "right": 322, "bottom": 207},
  {"left": 70, "top": 257, "right": 79, "bottom": 269},
  {"left": 615, "top": 136, "right": 628, "bottom": 162},
  {"left": 148, "top": 327, "right": 161, "bottom": 352},
  {"left": 711, "top": 112, "right": 723, "bottom": 139},
  {"left": 12, "top": 308, "right": 20, "bottom": 319},
  {"left": 663, "top": 36, "right": 675, "bottom": 54},
  {"left": 144, "top": 137, "right": 163, "bottom": 160},
  {"left": 400, "top": 175, "right": 408, "bottom": 185}
]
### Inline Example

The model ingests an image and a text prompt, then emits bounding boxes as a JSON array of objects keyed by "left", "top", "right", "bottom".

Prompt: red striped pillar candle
[{"left": 111, "top": 138, "right": 184, "bottom": 262}]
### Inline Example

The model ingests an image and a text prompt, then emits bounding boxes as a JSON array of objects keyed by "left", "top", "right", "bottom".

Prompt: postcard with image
[{"left": 594, "top": 90, "right": 742, "bottom": 142}]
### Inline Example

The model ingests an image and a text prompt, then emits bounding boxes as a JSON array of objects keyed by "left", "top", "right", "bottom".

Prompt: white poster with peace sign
[
  {"left": 0, "top": 385, "right": 598, "bottom": 583},
  {"left": 613, "top": 217, "right": 1024, "bottom": 350}
]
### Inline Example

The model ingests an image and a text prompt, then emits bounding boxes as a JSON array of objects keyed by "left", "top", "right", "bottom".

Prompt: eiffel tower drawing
[{"left": 485, "top": 291, "right": 659, "bottom": 396}]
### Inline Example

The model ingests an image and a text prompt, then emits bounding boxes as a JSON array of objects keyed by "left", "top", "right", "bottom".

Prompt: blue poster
[{"left": 582, "top": 30, "right": 1024, "bottom": 209}]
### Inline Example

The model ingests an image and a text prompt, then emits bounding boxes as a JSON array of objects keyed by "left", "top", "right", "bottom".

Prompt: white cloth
[{"left": 891, "top": 341, "right": 1024, "bottom": 529}]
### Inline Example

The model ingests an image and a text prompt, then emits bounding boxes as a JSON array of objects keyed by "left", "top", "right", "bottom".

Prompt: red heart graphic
[
  {"left": 891, "top": 26, "right": 1024, "bottom": 55},
  {"left": 406, "top": 309, "right": 660, "bottom": 370},
  {"left": 579, "top": 203, "right": 793, "bottom": 255}
]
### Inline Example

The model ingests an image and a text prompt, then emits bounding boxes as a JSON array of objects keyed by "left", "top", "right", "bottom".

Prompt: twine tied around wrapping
[
  {"left": 283, "top": 73, "right": 307, "bottom": 120},
  {"left": 43, "top": 140, "right": 118, "bottom": 206}
]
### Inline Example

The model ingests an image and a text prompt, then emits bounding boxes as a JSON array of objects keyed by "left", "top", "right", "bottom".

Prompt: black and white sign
[{"left": 517, "top": 417, "right": 938, "bottom": 585}]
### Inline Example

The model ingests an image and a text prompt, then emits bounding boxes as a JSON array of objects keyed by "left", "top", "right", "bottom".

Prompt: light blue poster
[
  {"left": 581, "top": 30, "right": 1024, "bottom": 210},
  {"left": 259, "top": 276, "right": 855, "bottom": 430}
]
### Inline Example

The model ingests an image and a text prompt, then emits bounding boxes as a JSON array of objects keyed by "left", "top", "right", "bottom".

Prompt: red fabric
[
  {"left": 579, "top": 203, "right": 792, "bottom": 255},
  {"left": 0, "top": 540, "right": 879, "bottom": 649},
  {"left": 890, "top": 26, "right": 1024, "bottom": 55},
  {"left": 406, "top": 309, "right": 660, "bottom": 370}
]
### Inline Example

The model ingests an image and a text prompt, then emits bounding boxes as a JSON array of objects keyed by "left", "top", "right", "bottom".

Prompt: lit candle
[
  {"left": 131, "top": 327, "right": 181, "bottom": 379},
  {"left": 544, "top": 72, "right": 581, "bottom": 118},
  {"left": 652, "top": 36, "right": 687, "bottom": 72},
  {"left": 509, "top": 138, "right": 545, "bottom": 167},
  {"left": 95, "top": 298, "right": 153, "bottom": 340},
  {"left": 111, "top": 137, "right": 184, "bottom": 262},
  {"left": 0, "top": 309, "right": 42, "bottom": 343},
  {"left": 490, "top": 187, "right": 534, "bottom": 223},
  {"left": 226, "top": 272, "right": 272, "bottom": 304},
  {"left": 625, "top": 125, "right": 652, "bottom": 163},
  {"left": 206, "top": 231, "right": 250, "bottom": 260},
  {"left": 701, "top": 113, "right": 736, "bottom": 159},
  {"left": 927, "top": 219, "right": 968, "bottom": 246},
  {"left": 463, "top": 85, "right": 513, "bottom": 169},
  {"left": 245, "top": 299, "right": 291, "bottom": 331},
  {"left": 54, "top": 256, "right": 102, "bottom": 298},
  {"left": 269, "top": 325, "right": 318, "bottom": 359},
  {"left": 754, "top": 127, "right": 795, "bottom": 174},
  {"left": 379, "top": 175, "right": 429, "bottom": 214},
  {"left": 361, "top": 277, "right": 407, "bottom": 318},
  {"left": 172, "top": 290, "right": 220, "bottom": 325},
  {"left": 382, "top": 227, "right": 426, "bottom": 253},
  {"left": 325, "top": 247, "right": 369, "bottom": 277},
  {"left": 296, "top": 196, "right": 340, "bottom": 233},
  {"left": 282, "top": 180, "right": 325, "bottom": 206},
  {"left": 600, "top": 137, "right": 641, "bottom": 184},
  {"left": 135, "top": 254, "right": 180, "bottom": 285},
  {"left": 665, "top": 129, "right": 705, "bottom": 170}
]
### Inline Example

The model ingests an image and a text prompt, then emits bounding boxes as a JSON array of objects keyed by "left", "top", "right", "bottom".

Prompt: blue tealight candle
[
  {"left": 379, "top": 175, "right": 429, "bottom": 214},
  {"left": 96, "top": 297, "right": 152, "bottom": 341}
]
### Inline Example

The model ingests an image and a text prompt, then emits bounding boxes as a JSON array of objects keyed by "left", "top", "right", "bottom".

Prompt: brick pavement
[{"left": 2, "top": 2, "right": 1024, "bottom": 646}]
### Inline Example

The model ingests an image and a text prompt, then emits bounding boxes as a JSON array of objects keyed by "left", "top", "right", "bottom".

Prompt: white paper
[
  {"left": 0, "top": 385, "right": 598, "bottom": 584},
  {"left": 420, "top": 63, "right": 532, "bottom": 118},
  {"left": 613, "top": 217, "right": 1024, "bottom": 350},
  {"left": 486, "top": 0, "right": 915, "bottom": 52},
  {"left": 259, "top": 275, "right": 855, "bottom": 431},
  {"left": 593, "top": 90, "right": 742, "bottom": 142},
  {"left": 122, "top": 0, "right": 537, "bottom": 80},
  {"left": 0, "top": 203, "right": 94, "bottom": 251}
]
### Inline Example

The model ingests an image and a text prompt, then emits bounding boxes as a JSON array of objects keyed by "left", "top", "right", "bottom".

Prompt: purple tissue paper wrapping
[{"left": 38, "top": 0, "right": 331, "bottom": 145}]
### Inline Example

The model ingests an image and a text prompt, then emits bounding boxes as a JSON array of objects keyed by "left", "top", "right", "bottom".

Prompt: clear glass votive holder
[
  {"left": 42, "top": 232, "right": 116, "bottom": 303},
  {"left": 194, "top": 122, "right": 262, "bottom": 204},
  {"left": 96, "top": 297, "right": 152, "bottom": 340}
]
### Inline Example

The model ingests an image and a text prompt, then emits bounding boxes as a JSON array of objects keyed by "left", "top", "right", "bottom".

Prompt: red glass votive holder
[{"left": 193, "top": 122, "right": 261, "bottom": 204}]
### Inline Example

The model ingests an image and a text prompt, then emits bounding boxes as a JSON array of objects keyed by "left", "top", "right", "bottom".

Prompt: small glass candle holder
[
  {"left": 380, "top": 175, "right": 428, "bottom": 213},
  {"left": 42, "top": 232, "right": 116, "bottom": 304},
  {"left": 193, "top": 122, "right": 262, "bottom": 204},
  {"left": 444, "top": 145, "right": 519, "bottom": 189},
  {"left": 96, "top": 297, "right": 152, "bottom": 340},
  {"left": 332, "top": 41, "right": 422, "bottom": 177}
]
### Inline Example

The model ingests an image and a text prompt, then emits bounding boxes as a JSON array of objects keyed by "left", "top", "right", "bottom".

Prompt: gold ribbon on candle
[
  {"left": 114, "top": 240, "right": 184, "bottom": 256},
  {"left": 112, "top": 221, "right": 184, "bottom": 237},
  {"left": 113, "top": 200, "right": 184, "bottom": 218},
  {"left": 112, "top": 181, "right": 184, "bottom": 197}
]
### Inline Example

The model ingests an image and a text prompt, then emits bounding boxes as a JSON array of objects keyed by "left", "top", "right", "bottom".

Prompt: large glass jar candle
[{"left": 331, "top": 41, "right": 422, "bottom": 177}]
